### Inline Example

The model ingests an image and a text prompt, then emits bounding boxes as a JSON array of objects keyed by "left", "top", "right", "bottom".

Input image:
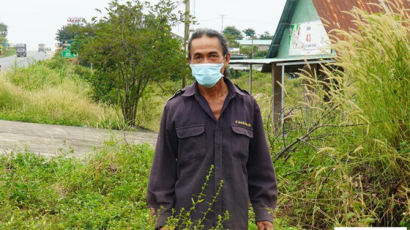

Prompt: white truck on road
[
  {"left": 38, "top": 43, "right": 45, "bottom": 53},
  {"left": 16, "top": 43, "right": 27, "bottom": 57}
]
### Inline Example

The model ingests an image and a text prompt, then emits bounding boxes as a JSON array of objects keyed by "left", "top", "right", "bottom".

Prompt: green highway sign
[
  {"left": 62, "top": 49, "right": 77, "bottom": 58},
  {"left": 62, "top": 45, "right": 77, "bottom": 58}
]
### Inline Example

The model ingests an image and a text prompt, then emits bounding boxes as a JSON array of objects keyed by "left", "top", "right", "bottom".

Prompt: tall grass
[
  {"left": 0, "top": 139, "right": 295, "bottom": 229},
  {"left": 271, "top": 0, "right": 409, "bottom": 228},
  {"left": 0, "top": 140, "right": 155, "bottom": 229},
  {"left": 0, "top": 57, "right": 126, "bottom": 129}
]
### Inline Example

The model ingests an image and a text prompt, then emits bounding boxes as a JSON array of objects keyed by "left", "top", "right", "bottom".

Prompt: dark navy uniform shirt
[{"left": 147, "top": 77, "right": 277, "bottom": 229}]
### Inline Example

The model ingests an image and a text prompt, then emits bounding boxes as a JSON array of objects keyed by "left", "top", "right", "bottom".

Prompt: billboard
[
  {"left": 288, "top": 20, "right": 331, "bottom": 56},
  {"left": 67, "top": 17, "right": 85, "bottom": 26}
]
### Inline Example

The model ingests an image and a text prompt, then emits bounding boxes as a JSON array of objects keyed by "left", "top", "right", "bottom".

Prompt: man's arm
[
  {"left": 147, "top": 104, "right": 178, "bottom": 229},
  {"left": 247, "top": 100, "right": 278, "bottom": 224}
]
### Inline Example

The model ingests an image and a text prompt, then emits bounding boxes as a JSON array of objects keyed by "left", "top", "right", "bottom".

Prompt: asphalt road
[
  {"left": 0, "top": 51, "right": 51, "bottom": 71},
  {"left": 0, "top": 52, "right": 158, "bottom": 158},
  {"left": 0, "top": 120, "right": 158, "bottom": 159}
]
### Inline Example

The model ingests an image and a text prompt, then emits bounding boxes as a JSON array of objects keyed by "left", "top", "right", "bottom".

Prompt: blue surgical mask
[{"left": 190, "top": 63, "right": 224, "bottom": 88}]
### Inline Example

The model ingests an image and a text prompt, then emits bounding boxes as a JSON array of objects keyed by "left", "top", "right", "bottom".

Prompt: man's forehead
[{"left": 191, "top": 36, "right": 223, "bottom": 53}]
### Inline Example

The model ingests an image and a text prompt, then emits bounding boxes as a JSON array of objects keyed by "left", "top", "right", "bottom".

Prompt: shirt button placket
[{"left": 214, "top": 122, "right": 223, "bottom": 223}]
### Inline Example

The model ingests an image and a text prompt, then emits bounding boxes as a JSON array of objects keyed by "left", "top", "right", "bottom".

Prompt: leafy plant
[
  {"left": 0, "top": 57, "right": 125, "bottom": 129},
  {"left": 163, "top": 165, "right": 229, "bottom": 229},
  {"left": 267, "top": 0, "right": 409, "bottom": 228},
  {"left": 77, "top": 0, "right": 190, "bottom": 126}
]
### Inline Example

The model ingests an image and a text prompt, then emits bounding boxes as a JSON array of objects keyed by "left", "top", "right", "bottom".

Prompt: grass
[
  {"left": 0, "top": 56, "right": 126, "bottom": 130},
  {"left": 231, "top": 71, "right": 305, "bottom": 123},
  {"left": 0, "top": 1, "right": 407, "bottom": 228},
  {"left": 0, "top": 140, "right": 155, "bottom": 229},
  {"left": 0, "top": 48, "right": 16, "bottom": 58},
  {"left": 0, "top": 50, "right": 293, "bottom": 132},
  {"left": 267, "top": 1, "right": 410, "bottom": 228},
  {"left": 0, "top": 139, "right": 296, "bottom": 229}
]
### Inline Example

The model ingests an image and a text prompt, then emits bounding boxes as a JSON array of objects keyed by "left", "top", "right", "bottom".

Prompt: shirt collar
[
  {"left": 181, "top": 82, "right": 196, "bottom": 97},
  {"left": 181, "top": 77, "right": 246, "bottom": 97}
]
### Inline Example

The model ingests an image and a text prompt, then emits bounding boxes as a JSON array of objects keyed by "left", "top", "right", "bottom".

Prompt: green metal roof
[
  {"left": 266, "top": 0, "right": 298, "bottom": 58},
  {"left": 236, "top": 40, "right": 272, "bottom": 46},
  {"left": 266, "top": 0, "right": 331, "bottom": 59},
  {"left": 229, "top": 55, "right": 334, "bottom": 65}
]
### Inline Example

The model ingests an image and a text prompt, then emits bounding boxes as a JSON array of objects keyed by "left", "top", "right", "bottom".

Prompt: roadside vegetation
[
  {"left": 0, "top": 140, "right": 154, "bottom": 229},
  {"left": 0, "top": 55, "right": 125, "bottom": 129},
  {"left": 268, "top": 2, "right": 409, "bottom": 228},
  {"left": 59, "top": 0, "right": 190, "bottom": 127},
  {"left": 1, "top": 47, "right": 16, "bottom": 57},
  {"left": 0, "top": 139, "right": 296, "bottom": 230},
  {"left": 0, "top": 0, "right": 407, "bottom": 229},
  {"left": 0, "top": 22, "right": 8, "bottom": 56}
]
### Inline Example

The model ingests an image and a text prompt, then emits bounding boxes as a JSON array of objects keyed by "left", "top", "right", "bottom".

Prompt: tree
[
  {"left": 223, "top": 26, "right": 243, "bottom": 40},
  {"left": 56, "top": 24, "right": 93, "bottom": 46},
  {"left": 223, "top": 26, "right": 242, "bottom": 48},
  {"left": 0, "top": 23, "right": 7, "bottom": 37},
  {"left": 259, "top": 31, "right": 273, "bottom": 40},
  {"left": 0, "top": 23, "right": 8, "bottom": 45},
  {"left": 78, "top": 0, "right": 189, "bottom": 126},
  {"left": 243, "top": 28, "right": 256, "bottom": 39}
]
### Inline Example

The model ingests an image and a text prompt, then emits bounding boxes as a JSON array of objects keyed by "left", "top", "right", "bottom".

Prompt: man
[{"left": 147, "top": 28, "right": 277, "bottom": 230}]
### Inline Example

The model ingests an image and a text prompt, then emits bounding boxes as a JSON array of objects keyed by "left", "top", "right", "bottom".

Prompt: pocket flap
[
  {"left": 232, "top": 126, "right": 253, "bottom": 138},
  {"left": 176, "top": 125, "right": 205, "bottom": 139}
]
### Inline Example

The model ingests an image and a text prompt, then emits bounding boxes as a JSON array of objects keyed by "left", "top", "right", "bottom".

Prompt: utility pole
[
  {"left": 193, "top": 0, "right": 196, "bottom": 17},
  {"left": 220, "top": 14, "right": 226, "bottom": 32},
  {"left": 249, "top": 38, "right": 254, "bottom": 95},
  {"left": 182, "top": 0, "right": 190, "bottom": 88}
]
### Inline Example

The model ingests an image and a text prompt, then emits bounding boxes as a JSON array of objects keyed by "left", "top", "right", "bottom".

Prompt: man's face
[{"left": 188, "top": 35, "right": 230, "bottom": 73}]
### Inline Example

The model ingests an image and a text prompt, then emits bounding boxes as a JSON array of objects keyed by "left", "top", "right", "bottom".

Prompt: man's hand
[{"left": 256, "top": 221, "right": 273, "bottom": 230}]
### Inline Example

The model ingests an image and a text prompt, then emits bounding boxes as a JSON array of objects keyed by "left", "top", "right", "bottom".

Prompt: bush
[
  {"left": 270, "top": 1, "right": 409, "bottom": 228},
  {"left": 0, "top": 58, "right": 125, "bottom": 129},
  {"left": 0, "top": 140, "right": 156, "bottom": 229}
]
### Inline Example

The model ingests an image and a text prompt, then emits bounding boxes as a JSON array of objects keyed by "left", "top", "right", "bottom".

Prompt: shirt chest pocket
[
  {"left": 176, "top": 125, "right": 207, "bottom": 160},
  {"left": 231, "top": 126, "right": 253, "bottom": 160}
]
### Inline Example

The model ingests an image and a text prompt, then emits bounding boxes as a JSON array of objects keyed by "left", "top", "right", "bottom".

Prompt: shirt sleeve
[
  {"left": 147, "top": 103, "right": 178, "bottom": 229},
  {"left": 247, "top": 99, "right": 278, "bottom": 223}
]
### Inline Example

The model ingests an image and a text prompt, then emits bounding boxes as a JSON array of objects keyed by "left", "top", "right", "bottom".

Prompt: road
[
  {"left": 0, "top": 120, "right": 157, "bottom": 159},
  {"left": 0, "top": 51, "right": 51, "bottom": 72}
]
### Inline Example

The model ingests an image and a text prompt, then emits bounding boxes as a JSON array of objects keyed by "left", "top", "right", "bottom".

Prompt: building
[
  {"left": 236, "top": 40, "right": 272, "bottom": 51},
  {"left": 229, "top": 0, "right": 406, "bottom": 125}
]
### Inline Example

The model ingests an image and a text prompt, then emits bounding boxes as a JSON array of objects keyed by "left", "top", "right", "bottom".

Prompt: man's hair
[
  {"left": 187, "top": 28, "right": 229, "bottom": 59},
  {"left": 188, "top": 28, "right": 230, "bottom": 77}
]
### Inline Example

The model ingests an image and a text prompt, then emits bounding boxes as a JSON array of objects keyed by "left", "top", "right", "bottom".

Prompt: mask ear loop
[
  {"left": 221, "top": 56, "right": 227, "bottom": 77},
  {"left": 222, "top": 55, "right": 227, "bottom": 66}
]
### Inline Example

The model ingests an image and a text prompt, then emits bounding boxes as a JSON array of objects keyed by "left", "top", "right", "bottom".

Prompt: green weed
[
  {"left": 0, "top": 58, "right": 126, "bottom": 129},
  {"left": 0, "top": 140, "right": 155, "bottom": 229},
  {"left": 269, "top": 0, "right": 410, "bottom": 228},
  {"left": 0, "top": 139, "right": 294, "bottom": 229}
]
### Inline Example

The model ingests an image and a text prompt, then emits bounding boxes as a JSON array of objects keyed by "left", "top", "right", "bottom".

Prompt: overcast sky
[{"left": 0, "top": 0, "right": 287, "bottom": 50}]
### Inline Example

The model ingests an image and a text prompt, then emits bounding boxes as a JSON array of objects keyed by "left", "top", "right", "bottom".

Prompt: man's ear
[
  {"left": 186, "top": 56, "right": 191, "bottom": 64},
  {"left": 224, "top": 52, "right": 231, "bottom": 67}
]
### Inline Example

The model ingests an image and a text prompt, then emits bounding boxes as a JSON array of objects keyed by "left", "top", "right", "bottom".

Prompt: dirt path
[{"left": 0, "top": 120, "right": 157, "bottom": 158}]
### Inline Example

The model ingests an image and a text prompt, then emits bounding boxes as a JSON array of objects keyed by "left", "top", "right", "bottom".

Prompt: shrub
[
  {"left": 0, "top": 58, "right": 125, "bottom": 129},
  {"left": 0, "top": 140, "right": 156, "bottom": 229},
  {"left": 270, "top": 1, "right": 409, "bottom": 228}
]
